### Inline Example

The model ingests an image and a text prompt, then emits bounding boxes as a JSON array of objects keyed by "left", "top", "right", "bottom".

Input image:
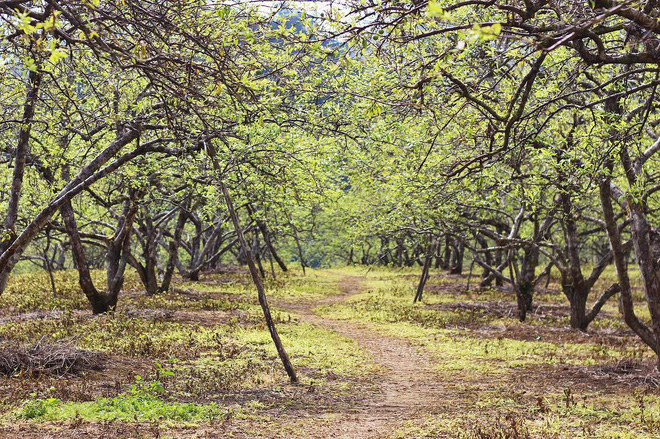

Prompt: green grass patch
[{"left": 15, "top": 384, "right": 229, "bottom": 423}]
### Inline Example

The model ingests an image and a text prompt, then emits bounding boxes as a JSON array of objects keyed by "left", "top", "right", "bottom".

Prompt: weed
[{"left": 14, "top": 376, "right": 230, "bottom": 423}]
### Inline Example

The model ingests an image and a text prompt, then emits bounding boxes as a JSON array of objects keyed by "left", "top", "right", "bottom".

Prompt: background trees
[
  {"left": 0, "top": 0, "right": 331, "bottom": 380},
  {"left": 320, "top": 0, "right": 660, "bottom": 365},
  {"left": 2, "top": 0, "right": 660, "bottom": 378}
]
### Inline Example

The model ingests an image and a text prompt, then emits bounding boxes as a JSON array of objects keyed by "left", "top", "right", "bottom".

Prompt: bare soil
[
  {"left": 277, "top": 276, "right": 454, "bottom": 438},
  {"left": 2, "top": 273, "right": 658, "bottom": 438},
  {"left": 0, "top": 275, "right": 454, "bottom": 439}
]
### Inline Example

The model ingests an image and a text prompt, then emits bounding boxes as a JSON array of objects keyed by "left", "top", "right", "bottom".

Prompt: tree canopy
[{"left": 2, "top": 0, "right": 660, "bottom": 378}]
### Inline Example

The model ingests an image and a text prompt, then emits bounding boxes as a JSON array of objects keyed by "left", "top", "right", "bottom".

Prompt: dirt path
[
  {"left": 279, "top": 276, "right": 446, "bottom": 439},
  {"left": 0, "top": 275, "right": 451, "bottom": 439}
]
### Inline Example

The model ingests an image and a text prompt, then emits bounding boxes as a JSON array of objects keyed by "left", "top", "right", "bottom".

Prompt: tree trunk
[
  {"left": 206, "top": 142, "right": 297, "bottom": 382},
  {"left": 105, "top": 195, "right": 138, "bottom": 309},
  {"left": 518, "top": 246, "right": 538, "bottom": 307},
  {"left": 43, "top": 232, "right": 58, "bottom": 297},
  {"left": 434, "top": 239, "right": 442, "bottom": 269},
  {"left": 220, "top": 181, "right": 297, "bottom": 382},
  {"left": 253, "top": 212, "right": 288, "bottom": 273},
  {"left": 292, "top": 227, "right": 307, "bottom": 274},
  {"left": 3, "top": 70, "right": 41, "bottom": 243},
  {"left": 414, "top": 239, "right": 435, "bottom": 303},
  {"left": 476, "top": 234, "right": 493, "bottom": 287},
  {"left": 253, "top": 232, "right": 266, "bottom": 279},
  {"left": 0, "top": 127, "right": 140, "bottom": 295},
  {"left": 161, "top": 205, "right": 188, "bottom": 293},
  {"left": 60, "top": 200, "right": 111, "bottom": 314},
  {"left": 442, "top": 236, "right": 451, "bottom": 270},
  {"left": 599, "top": 169, "right": 659, "bottom": 357},
  {"left": 379, "top": 237, "right": 390, "bottom": 265},
  {"left": 396, "top": 238, "right": 404, "bottom": 267},
  {"left": 0, "top": 70, "right": 42, "bottom": 294},
  {"left": 567, "top": 284, "right": 589, "bottom": 331},
  {"left": 450, "top": 241, "right": 464, "bottom": 274},
  {"left": 508, "top": 256, "right": 532, "bottom": 322}
]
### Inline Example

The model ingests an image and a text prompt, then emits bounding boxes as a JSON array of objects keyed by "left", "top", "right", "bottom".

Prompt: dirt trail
[{"left": 279, "top": 275, "right": 446, "bottom": 439}]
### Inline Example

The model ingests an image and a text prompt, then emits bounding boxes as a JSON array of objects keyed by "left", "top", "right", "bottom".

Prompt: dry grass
[{"left": 0, "top": 339, "right": 106, "bottom": 377}]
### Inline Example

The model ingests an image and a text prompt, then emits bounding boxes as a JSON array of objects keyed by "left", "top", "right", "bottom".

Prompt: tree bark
[
  {"left": 600, "top": 171, "right": 658, "bottom": 355},
  {"left": 0, "top": 127, "right": 140, "bottom": 294},
  {"left": 161, "top": 204, "right": 188, "bottom": 293},
  {"left": 206, "top": 142, "right": 297, "bottom": 383},
  {"left": 60, "top": 200, "right": 109, "bottom": 314},
  {"left": 414, "top": 239, "right": 435, "bottom": 303},
  {"left": 3, "top": 69, "right": 42, "bottom": 242},
  {"left": 292, "top": 225, "right": 307, "bottom": 274},
  {"left": 250, "top": 208, "right": 288, "bottom": 273},
  {"left": 449, "top": 240, "right": 464, "bottom": 274}
]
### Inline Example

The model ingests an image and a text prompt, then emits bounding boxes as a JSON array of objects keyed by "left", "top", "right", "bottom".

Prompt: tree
[{"left": 336, "top": 0, "right": 660, "bottom": 362}]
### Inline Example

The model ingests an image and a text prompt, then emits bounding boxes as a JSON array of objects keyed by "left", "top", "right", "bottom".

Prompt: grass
[
  {"left": 0, "top": 267, "right": 375, "bottom": 433},
  {"left": 266, "top": 269, "right": 346, "bottom": 302},
  {"left": 311, "top": 267, "right": 660, "bottom": 439},
  {"left": 0, "top": 264, "right": 658, "bottom": 438},
  {"left": 390, "top": 389, "right": 660, "bottom": 438},
  {"left": 15, "top": 391, "right": 228, "bottom": 424}
]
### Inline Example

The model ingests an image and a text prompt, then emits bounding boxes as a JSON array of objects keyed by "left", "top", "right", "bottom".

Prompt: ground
[{"left": 0, "top": 266, "right": 658, "bottom": 438}]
